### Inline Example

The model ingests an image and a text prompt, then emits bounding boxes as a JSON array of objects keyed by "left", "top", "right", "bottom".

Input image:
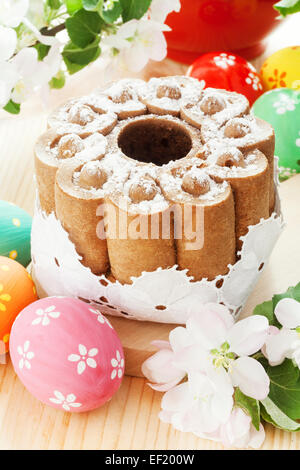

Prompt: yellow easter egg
[{"left": 260, "top": 46, "right": 300, "bottom": 91}]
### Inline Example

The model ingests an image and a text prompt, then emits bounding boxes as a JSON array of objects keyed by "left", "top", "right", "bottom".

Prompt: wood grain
[{"left": 0, "top": 15, "right": 300, "bottom": 447}]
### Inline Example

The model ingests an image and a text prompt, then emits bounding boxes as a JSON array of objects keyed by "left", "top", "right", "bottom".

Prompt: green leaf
[
  {"left": 65, "top": 0, "right": 83, "bottom": 14},
  {"left": 120, "top": 0, "right": 151, "bottom": 21},
  {"left": 49, "top": 71, "right": 66, "bottom": 89},
  {"left": 261, "top": 397, "right": 300, "bottom": 431},
  {"left": 33, "top": 43, "right": 51, "bottom": 61},
  {"left": 101, "top": 1, "right": 122, "bottom": 23},
  {"left": 234, "top": 388, "right": 260, "bottom": 431},
  {"left": 47, "top": 0, "right": 62, "bottom": 8},
  {"left": 291, "top": 283, "right": 300, "bottom": 302},
  {"left": 263, "top": 359, "right": 300, "bottom": 420},
  {"left": 62, "top": 39, "right": 100, "bottom": 74},
  {"left": 253, "top": 300, "right": 281, "bottom": 328},
  {"left": 274, "top": 0, "right": 300, "bottom": 17},
  {"left": 3, "top": 100, "right": 21, "bottom": 115},
  {"left": 65, "top": 9, "right": 103, "bottom": 48},
  {"left": 82, "top": 0, "right": 103, "bottom": 11}
]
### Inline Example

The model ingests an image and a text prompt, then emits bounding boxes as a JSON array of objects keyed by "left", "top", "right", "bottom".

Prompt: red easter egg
[
  {"left": 10, "top": 297, "right": 124, "bottom": 412},
  {"left": 187, "top": 52, "right": 264, "bottom": 105}
]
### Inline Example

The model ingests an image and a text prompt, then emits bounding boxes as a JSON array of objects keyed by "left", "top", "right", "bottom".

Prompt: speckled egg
[
  {"left": 9, "top": 297, "right": 124, "bottom": 412},
  {"left": 0, "top": 200, "right": 32, "bottom": 267},
  {"left": 0, "top": 256, "right": 38, "bottom": 352},
  {"left": 252, "top": 88, "right": 300, "bottom": 172},
  {"left": 260, "top": 46, "right": 300, "bottom": 91}
]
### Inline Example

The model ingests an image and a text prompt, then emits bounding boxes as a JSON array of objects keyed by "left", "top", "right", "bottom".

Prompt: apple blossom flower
[
  {"left": 159, "top": 367, "right": 234, "bottom": 435},
  {"left": 185, "top": 304, "right": 270, "bottom": 400},
  {"left": 264, "top": 298, "right": 300, "bottom": 367},
  {"left": 149, "top": 0, "right": 181, "bottom": 24},
  {"left": 103, "top": 19, "right": 170, "bottom": 72},
  {"left": 142, "top": 302, "right": 270, "bottom": 447}
]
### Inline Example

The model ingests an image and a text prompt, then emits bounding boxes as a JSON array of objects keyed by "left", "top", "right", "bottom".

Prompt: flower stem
[{"left": 40, "top": 23, "right": 66, "bottom": 37}]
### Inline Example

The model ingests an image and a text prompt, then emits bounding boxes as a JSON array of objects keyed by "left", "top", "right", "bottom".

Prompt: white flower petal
[
  {"left": 24, "top": 340, "right": 30, "bottom": 352},
  {"left": 187, "top": 304, "right": 234, "bottom": 350},
  {"left": 169, "top": 326, "right": 193, "bottom": 353},
  {"left": 265, "top": 327, "right": 298, "bottom": 365},
  {"left": 86, "top": 358, "right": 97, "bottom": 368},
  {"left": 26, "top": 351, "right": 34, "bottom": 360},
  {"left": 150, "top": 0, "right": 181, "bottom": 24},
  {"left": 68, "top": 354, "right": 80, "bottom": 362},
  {"left": 111, "top": 369, "right": 117, "bottom": 380},
  {"left": 77, "top": 361, "right": 86, "bottom": 375},
  {"left": 78, "top": 344, "right": 87, "bottom": 356},
  {"left": 69, "top": 402, "right": 81, "bottom": 408},
  {"left": 45, "top": 305, "right": 56, "bottom": 313},
  {"left": 148, "top": 377, "right": 184, "bottom": 392},
  {"left": 220, "top": 407, "right": 251, "bottom": 448},
  {"left": 141, "top": 348, "right": 185, "bottom": 385},
  {"left": 118, "top": 368, "right": 122, "bottom": 378},
  {"left": 31, "top": 317, "right": 41, "bottom": 325},
  {"left": 161, "top": 382, "right": 191, "bottom": 413},
  {"left": 211, "top": 391, "right": 233, "bottom": 426},
  {"left": 62, "top": 404, "right": 70, "bottom": 411},
  {"left": 54, "top": 391, "right": 65, "bottom": 401},
  {"left": 66, "top": 394, "right": 76, "bottom": 403},
  {"left": 188, "top": 400, "right": 221, "bottom": 434},
  {"left": 25, "top": 360, "right": 31, "bottom": 369},
  {"left": 17, "top": 346, "right": 23, "bottom": 356},
  {"left": 49, "top": 398, "right": 62, "bottom": 405},
  {"left": 227, "top": 315, "right": 269, "bottom": 356},
  {"left": 248, "top": 423, "right": 265, "bottom": 449},
  {"left": 207, "top": 364, "right": 234, "bottom": 397},
  {"left": 0, "top": 0, "right": 29, "bottom": 28},
  {"left": 111, "top": 358, "right": 118, "bottom": 367},
  {"left": 19, "top": 358, "right": 24, "bottom": 369},
  {"left": 188, "top": 370, "right": 214, "bottom": 398},
  {"left": 173, "top": 344, "right": 210, "bottom": 373},
  {"left": 275, "top": 298, "right": 300, "bottom": 329},
  {"left": 42, "top": 316, "right": 50, "bottom": 326},
  {"left": 230, "top": 357, "right": 270, "bottom": 400},
  {"left": 88, "top": 348, "right": 98, "bottom": 357},
  {"left": 49, "top": 311, "right": 60, "bottom": 319}
]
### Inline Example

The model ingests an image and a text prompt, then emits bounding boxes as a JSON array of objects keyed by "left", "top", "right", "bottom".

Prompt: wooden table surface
[{"left": 0, "top": 15, "right": 299, "bottom": 450}]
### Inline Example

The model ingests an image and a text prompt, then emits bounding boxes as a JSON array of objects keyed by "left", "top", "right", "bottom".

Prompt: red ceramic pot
[{"left": 165, "top": 0, "right": 281, "bottom": 64}]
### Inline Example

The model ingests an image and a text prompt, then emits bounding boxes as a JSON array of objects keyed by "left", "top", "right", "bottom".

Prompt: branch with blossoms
[
  {"left": 142, "top": 282, "right": 300, "bottom": 449},
  {"left": 0, "top": 0, "right": 181, "bottom": 114}
]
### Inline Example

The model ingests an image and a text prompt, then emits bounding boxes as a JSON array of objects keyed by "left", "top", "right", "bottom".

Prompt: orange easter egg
[{"left": 0, "top": 256, "right": 38, "bottom": 352}]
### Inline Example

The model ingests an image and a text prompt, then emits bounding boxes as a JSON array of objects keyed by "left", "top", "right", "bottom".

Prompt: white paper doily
[{"left": 31, "top": 184, "right": 284, "bottom": 325}]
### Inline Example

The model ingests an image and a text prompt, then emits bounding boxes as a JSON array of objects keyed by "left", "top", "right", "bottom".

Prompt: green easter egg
[
  {"left": 0, "top": 201, "right": 32, "bottom": 267},
  {"left": 252, "top": 88, "right": 300, "bottom": 172}
]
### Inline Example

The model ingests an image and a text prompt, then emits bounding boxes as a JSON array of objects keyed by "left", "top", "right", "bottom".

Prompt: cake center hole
[{"left": 118, "top": 119, "right": 192, "bottom": 166}]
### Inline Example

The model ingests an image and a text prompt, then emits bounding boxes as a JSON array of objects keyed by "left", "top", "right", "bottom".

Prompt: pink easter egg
[{"left": 9, "top": 297, "right": 124, "bottom": 412}]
